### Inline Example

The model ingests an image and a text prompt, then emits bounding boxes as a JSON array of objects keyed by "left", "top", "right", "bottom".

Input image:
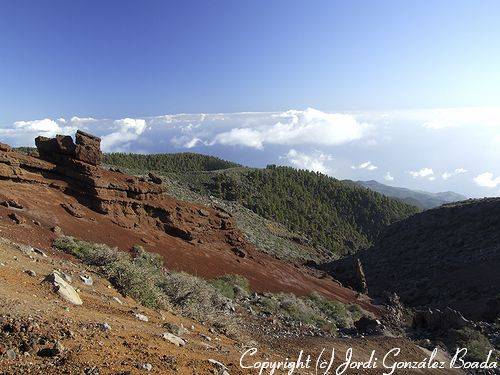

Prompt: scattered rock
[
  {"left": 197, "top": 208, "right": 210, "bottom": 217},
  {"left": 413, "top": 307, "right": 471, "bottom": 331},
  {"left": 0, "top": 200, "right": 24, "bottom": 209},
  {"left": 161, "top": 332, "right": 186, "bottom": 347},
  {"left": 200, "top": 333, "right": 212, "bottom": 342},
  {"left": 141, "top": 363, "right": 153, "bottom": 372},
  {"left": 230, "top": 247, "right": 247, "bottom": 258},
  {"left": 43, "top": 271, "right": 83, "bottom": 305},
  {"left": 24, "top": 269, "right": 37, "bottom": 277},
  {"left": 112, "top": 296, "right": 123, "bottom": 305},
  {"left": 80, "top": 275, "right": 93, "bottom": 286},
  {"left": 133, "top": 313, "right": 149, "bottom": 322},
  {"left": 37, "top": 341, "right": 64, "bottom": 358},
  {"left": 100, "top": 322, "right": 111, "bottom": 332},
  {"left": 61, "top": 202, "right": 84, "bottom": 218},
  {"left": 34, "top": 248, "right": 48, "bottom": 257},
  {"left": 208, "top": 359, "right": 229, "bottom": 375},
  {"left": 8, "top": 212, "right": 25, "bottom": 224},
  {"left": 354, "top": 316, "right": 383, "bottom": 335},
  {"left": 163, "top": 322, "right": 188, "bottom": 336},
  {"left": 148, "top": 172, "right": 162, "bottom": 184}
]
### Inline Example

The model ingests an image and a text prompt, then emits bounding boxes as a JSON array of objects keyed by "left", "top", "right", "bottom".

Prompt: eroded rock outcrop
[
  {"left": 0, "top": 130, "right": 249, "bottom": 250},
  {"left": 35, "top": 130, "right": 102, "bottom": 166}
]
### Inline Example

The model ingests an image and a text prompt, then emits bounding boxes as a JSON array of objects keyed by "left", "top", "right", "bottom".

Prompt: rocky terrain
[{"left": 0, "top": 131, "right": 497, "bottom": 374}]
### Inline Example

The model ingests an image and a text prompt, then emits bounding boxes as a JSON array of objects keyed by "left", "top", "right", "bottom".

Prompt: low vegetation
[
  {"left": 54, "top": 236, "right": 366, "bottom": 334},
  {"left": 54, "top": 236, "right": 227, "bottom": 322}
]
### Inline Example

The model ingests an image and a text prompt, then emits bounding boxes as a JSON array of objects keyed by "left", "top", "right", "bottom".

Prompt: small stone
[
  {"left": 208, "top": 359, "right": 229, "bottom": 374},
  {"left": 44, "top": 271, "right": 83, "bottom": 305},
  {"left": 80, "top": 275, "right": 93, "bottom": 286},
  {"left": 133, "top": 313, "right": 149, "bottom": 322},
  {"left": 161, "top": 332, "right": 186, "bottom": 347},
  {"left": 34, "top": 248, "right": 48, "bottom": 257},
  {"left": 200, "top": 333, "right": 212, "bottom": 342},
  {"left": 25, "top": 269, "right": 37, "bottom": 277},
  {"left": 148, "top": 172, "right": 162, "bottom": 184},
  {"left": 112, "top": 296, "right": 123, "bottom": 305},
  {"left": 6, "top": 348, "right": 17, "bottom": 360},
  {"left": 8, "top": 213, "right": 25, "bottom": 224},
  {"left": 198, "top": 208, "right": 210, "bottom": 217},
  {"left": 100, "top": 322, "right": 111, "bottom": 332},
  {"left": 163, "top": 322, "right": 188, "bottom": 336},
  {"left": 141, "top": 363, "right": 153, "bottom": 372}
]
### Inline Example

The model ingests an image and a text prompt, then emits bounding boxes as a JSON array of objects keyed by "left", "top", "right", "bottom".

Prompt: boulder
[
  {"left": 0, "top": 142, "right": 12, "bottom": 152},
  {"left": 44, "top": 271, "right": 83, "bottom": 305},
  {"left": 412, "top": 307, "right": 470, "bottom": 331},
  {"left": 161, "top": 332, "right": 186, "bottom": 347},
  {"left": 8, "top": 212, "right": 25, "bottom": 224},
  {"left": 35, "top": 135, "right": 76, "bottom": 161},
  {"left": 148, "top": 172, "right": 162, "bottom": 184},
  {"left": 163, "top": 322, "right": 189, "bottom": 336},
  {"left": 354, "top": 316, "right": 383, "bottom": 335},
  {"left": 75, "top": 130, "right": 102, "bottom": 165},
  {"left": 35, "top": 131, "right": 102, "bottom": 166}
]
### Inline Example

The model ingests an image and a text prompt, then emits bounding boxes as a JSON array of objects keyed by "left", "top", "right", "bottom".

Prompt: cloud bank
[{"left": 1, "top": 106, "right": 499, "bottom": 197}]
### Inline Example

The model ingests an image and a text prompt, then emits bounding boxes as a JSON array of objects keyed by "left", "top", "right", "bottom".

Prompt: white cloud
[
  {"left": 409, "top": 168, "right": 434, "bottom": 179},
  {"left": 211, "top": 128, "right": 264, "bottom": 149},
  {"left": 14, "top": 118, "right": 61, "bottom": 134},
  {"left": 281, "top": 149, "right": 332, "bottom": 174},
  {"left": 352, "top": 161, "right": 378, "bottom": 171},
  {"left": 70, "top": 116, "right": 96, "bottom": 124},
  {"left": 442, "top": 168, "right": 467, "bottom": 180},
  {"left": 409, "top": 107, "right": 500, "bottom": 130},
  {"left": 384, "top": 172, "right": 394, "bottom": 181},
  {"left": 473, "top": 172, "right": 500, "bottom": 188},
  {"left": 208, "top": 108, "right": 365, "bottom": 149},
  {"left": 183, "top": 137, "right": 203, "bottom": 148},
  {"left": 101, "top": 118, "right": 147, "bottom": 151}
]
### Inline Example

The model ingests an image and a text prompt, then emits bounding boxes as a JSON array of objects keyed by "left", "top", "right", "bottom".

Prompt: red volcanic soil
[{"left": 0, "top": 137, "right": 379, "bottom": 314}]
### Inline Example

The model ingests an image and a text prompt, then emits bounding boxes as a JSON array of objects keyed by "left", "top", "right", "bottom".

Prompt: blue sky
[{"left": 1, "top": 1, "right": 499, "bottom": 197}]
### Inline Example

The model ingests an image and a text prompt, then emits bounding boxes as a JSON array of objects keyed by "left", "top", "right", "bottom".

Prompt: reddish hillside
[{"left": 0, "top": 133, "right": 377, "bottom": 313}]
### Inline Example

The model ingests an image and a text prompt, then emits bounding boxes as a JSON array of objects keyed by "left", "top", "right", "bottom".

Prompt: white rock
[
  {"left": 134, "top": 313, "right": 149, "bottom": 322},
  {"left": 161, "top": 332, "right": 186, "bottom": 347},
  {"left": 112, "top": 296, "right": 123, "bottom": 305},
  {"left": 44, "top": 271, "right": 83, "bottom": 305},
  {"left": 208, "top": 359, "right": 229, "bottom": 374},
  {"left": 80, "top": 275, "right": 93, "bottom": 286}
]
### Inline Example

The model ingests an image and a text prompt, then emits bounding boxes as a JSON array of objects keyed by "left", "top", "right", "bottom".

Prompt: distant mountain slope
[
  {"left": 355, "top": 180, "right": 467, "bottom": 209},
  {"left": 320, "top": 198, "right": 500, "bottom": 320},
  {"left": 103, "top": 152, "right": 419, "bottom": 257}
]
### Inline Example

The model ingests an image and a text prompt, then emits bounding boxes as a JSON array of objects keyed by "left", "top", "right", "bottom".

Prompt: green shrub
[
  {"left": 210, "top": 274, "right": 251, "bottom": 300},
  {"left": 448, "top": 327, "right": 493, "bottom": 363},
  {"left": 308, "top": 292, "right": 354, "bottom": 328}
]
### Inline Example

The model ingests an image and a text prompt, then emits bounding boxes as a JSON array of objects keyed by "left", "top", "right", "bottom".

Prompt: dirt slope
[
  {"left": 0, "top": 238, "right": 460, "bottom": 374},
  {"left": 0, "top": 137, "right": 375, "bottom": 312}
]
